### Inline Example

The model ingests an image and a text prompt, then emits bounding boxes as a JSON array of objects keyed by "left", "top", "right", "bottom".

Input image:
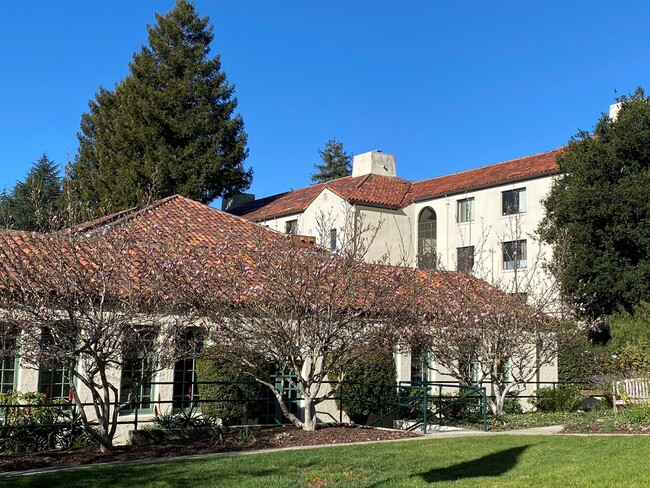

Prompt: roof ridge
[{"left": 69, "top": 195, "right": 182, "bottom": 234}]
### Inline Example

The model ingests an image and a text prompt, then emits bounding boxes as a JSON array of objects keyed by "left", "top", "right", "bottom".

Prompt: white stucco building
[{"left": 229, "top": 147, "right": 564, "bottom": 390}]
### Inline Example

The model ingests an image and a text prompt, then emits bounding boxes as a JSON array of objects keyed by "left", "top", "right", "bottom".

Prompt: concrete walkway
[{"left": 418, "top": 424, "right": 564, "bottom": 438}]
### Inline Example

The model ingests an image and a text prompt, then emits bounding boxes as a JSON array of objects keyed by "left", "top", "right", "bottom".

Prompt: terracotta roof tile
[
  {"left": 231, "top": 147, "right": 563, "bottom": 220},
  {"left": 407, "top": 148, "right": 563, "bottom": 203},
  {"left": 230, "top": 174, "right": 413, "bottom": 221},
  {"left": 72, "top": 195, "right": 286, "bottom": 249}
]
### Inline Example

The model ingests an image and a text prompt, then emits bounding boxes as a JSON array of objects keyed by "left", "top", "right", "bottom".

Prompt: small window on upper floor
[
  {"left": 502, "top": 188, "right": 526, "bottom": 215},
  {"left": 457, "top": 246, "right": 475, "bottom": 273},
  {"left": 285, "top": 219, "right": 298, "bottom": 235},
  {"left": 502, "top": 239, "right": 527, "bottom": 270},
  {"left": 457, "top": 197, "right": 474, "bottom": 223},
  {"left": 330, "top": 229, "right": 337, "bottom": 251}
]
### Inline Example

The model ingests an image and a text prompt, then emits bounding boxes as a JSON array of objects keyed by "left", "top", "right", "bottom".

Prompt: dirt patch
[{"left": 0, "top": 425, "right": 419, "bottom": 474}]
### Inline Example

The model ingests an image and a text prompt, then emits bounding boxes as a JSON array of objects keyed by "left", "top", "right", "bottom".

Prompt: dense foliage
[
  {"left": 310, "top": 138, "right": 352, "bottom": 183},
  {"left": 196, "top": 346, "right": 269, "bottom": 425},
  {"left": 68, "top": 0, "right": 251, "bottom": 214},
  {"left": 334, "top": 347, "right": 397, "bottom": 424},
  {"left": 531, "top": 385, "right": 582, "bottom": 412},
  {"left": 0, "top": 154, "right": 62, "bottom": 231},
  {"left": 540, "top": 88, "right": 650, "bottom": 319}
]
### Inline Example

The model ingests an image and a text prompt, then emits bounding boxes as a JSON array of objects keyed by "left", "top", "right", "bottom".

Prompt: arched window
[{"left": 417, "top": 207, "right": 437, "bottom": 270}]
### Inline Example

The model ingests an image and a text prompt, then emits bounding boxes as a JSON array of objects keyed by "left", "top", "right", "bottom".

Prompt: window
[
  {"left": 457, "top": 197, "right": 474, "bottom": 223},
  {"left": 463, "top": 359, "right": 481, "bottom": 386},
  {"left": 503, "top": 239, "right": 527, "bottom": 270},
  {"left": 330, "top": 228, "right": 337, "bottom": 251},
  {"left": 120, "top": 331, "right": 156, "bottom": 411},
  {"left": 410, "top": 348, "right": 428, "bottom": 384},
  {"left": 457, "top": 246, "right": 475, "bottom": 273},
  {"left": 0, "top": 337, "right": 17, "bottom": 394},
  {"left": 285, "top": 219, "right": 298, "bottom": 235},
  {"left": 38, "top": 327, "right": 72, "bottom": 401},
  {"left": 417, "top": 208, "right": 437, "bottom": 270},
  {"left": 502, "top": 188, "right": 526, "bottom": 215},
  {"left": 173, "top": 331, "right": 203, "bottom": 409},
  {"left": 39, "top": 366, "right": 71, "bottom": 401}
]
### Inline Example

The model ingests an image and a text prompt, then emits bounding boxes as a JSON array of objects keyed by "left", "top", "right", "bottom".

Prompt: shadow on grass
[{"left": 417, "top": 445, "right": 531, "bottom": 483}]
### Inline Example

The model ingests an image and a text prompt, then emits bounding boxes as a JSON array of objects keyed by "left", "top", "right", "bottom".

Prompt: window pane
[
  {"left": 457, "top": 246, "right": 475, "bottom": 272},
  {"left": 0, "top": 337, "right": 17, "bottom": 394},
  {"left": 120, "top": 332, "right": 156, "bottom": 410},
  {"left": 457, "top": 198, "right": 474, "bottom": 223},
  {"left": 173, "top": 331, "right": 203, "bottom": 409},
  {"left": 418, "top": 208, "right": 437, "bottom": 270},
  {"left": 502, "top": 189, "right": 526, "bottom": 215},
  {"left": 330, "top": 228, "right": 337, "bottom": 251},
  {"left": 502, "top": 239, "right": 527, "bottom": 270}
]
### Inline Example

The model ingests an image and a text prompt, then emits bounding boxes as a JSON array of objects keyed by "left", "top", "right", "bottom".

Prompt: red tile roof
[
  {"left": 407, "top": 148, "right": 563, "bottom": 203},
  {"left": 72, "top": 194, "right": 286, "bottom": 250},
  {"left": 231, "top": 147, "right": 563, "bottom": 220},
  {"left": 230, "top": 174, "right": 413, "bottom": 221}
]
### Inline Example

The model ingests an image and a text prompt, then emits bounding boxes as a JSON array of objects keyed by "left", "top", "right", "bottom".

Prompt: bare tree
[
  {"left": 180, "top": 228, "right": 416, "bottom": 431},
  {"left": 0, "top": 219, "right": 199, "bottom": 451}
]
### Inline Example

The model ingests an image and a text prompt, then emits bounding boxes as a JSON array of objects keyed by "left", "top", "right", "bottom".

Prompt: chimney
[
  {"left": 609, "top": 102, "right": 622, "bottom": 121},
  {"left": 221, "top": 193, "right": 255, "bottom": 211},
  {"left": 351, "top": 150, "right": 397, "bottom": 177}
]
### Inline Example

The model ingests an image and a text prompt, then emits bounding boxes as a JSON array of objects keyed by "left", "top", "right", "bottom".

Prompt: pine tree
[
  {"left": 68, "top": 0, "right": 251, "bottom": 213},
  {"left": 0, "top": 154, "right": 62, "bottom": 231},
  {"left": 310, "top": 139, "right": 352, "bottom": 183}
]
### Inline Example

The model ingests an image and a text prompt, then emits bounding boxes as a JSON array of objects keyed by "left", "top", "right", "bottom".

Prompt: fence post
[
  {"left": 482, "top": 387, "right": 487, "bottom": 432},
  {"left": 423, "top": 386, "right": 428, "bottom": 434},
  {"left": 339, "top": 382, "right": 343, "bottom": 424}
]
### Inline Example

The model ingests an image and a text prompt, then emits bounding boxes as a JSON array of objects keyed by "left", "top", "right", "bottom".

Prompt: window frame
[
  {"left": 456, "top": 245, "right": 475, "bottom": 273},
  {"left": 417, "top": 207, "right": 437, "bottom": 270},
  {"left": 330, "top": 228, "right": 337, "bottom": 251},
  {"left": 457, "top": 197, "right": 475, "bottom": 223},
  {"left": 284, "top": 219, "right": 298, "bottom": 235},
  {"left": 119, "top": 330, "right": 157, "bottom": 414},
  {"left": 0, "top": 337, "right": 18, "bottom": 394},
  {"left": 501, "top": 188, "right": 527, "bottom": 216},
  {"left": 502, "top": 239, "right": 528, "bottom": 270}
]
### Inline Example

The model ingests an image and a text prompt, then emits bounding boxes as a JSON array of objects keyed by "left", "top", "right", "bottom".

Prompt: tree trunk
[{"left": 302, "top": 399, "right": 317, "bottom": 431}]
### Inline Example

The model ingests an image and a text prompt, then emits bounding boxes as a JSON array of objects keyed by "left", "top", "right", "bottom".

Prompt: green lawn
[{"left": 3, "top": 435, "right": 648, "bottom": 487}]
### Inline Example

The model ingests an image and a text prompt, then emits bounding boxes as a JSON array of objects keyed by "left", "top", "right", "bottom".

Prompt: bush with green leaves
[
  {"left": 0, "top": 391, "right": 93, "bottom": 455},
  {"left": 333, "top": 347, "right": 397, "bottom": 424},
  {"left": 196, "top": 346, "right": 270, "bottom": 425},
  {"left": 531, "top": 385, "right": 582, "bottom": 412}
]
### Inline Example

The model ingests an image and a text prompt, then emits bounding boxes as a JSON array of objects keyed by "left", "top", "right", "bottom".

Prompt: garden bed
[{"left": 0, "top": 424, "right": 419, "bottom": 474}]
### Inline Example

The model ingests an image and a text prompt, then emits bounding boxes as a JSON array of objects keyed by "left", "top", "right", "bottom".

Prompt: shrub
[
  {"left": 531, "top": 385, "right": 582, "bottom": 412},
  {"left": 334, "top": 347, "right": 397, "bottom": 424},
  {"left": 612, "top": 402, "right": 650, "bottom": 426},
  {"left": 0, "top": 391, "right": 93, "bottom": 455},
  {"left": 196, "top": 346, "right": 269, "bottom": 425}
]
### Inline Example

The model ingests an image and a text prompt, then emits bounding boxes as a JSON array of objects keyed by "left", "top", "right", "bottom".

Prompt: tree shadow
[{"left": 417, "top": 445, "right": 531, "bottom": 483}]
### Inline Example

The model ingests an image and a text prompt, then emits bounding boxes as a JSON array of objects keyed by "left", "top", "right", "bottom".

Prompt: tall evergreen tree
[
  {"left": 0, "top": 154, "right": 62, "bottom": 231},
  {"left": 68, "top": 0, "right": 251, "bottom": 213},
  {"left": 539, "top": 88, "right": 650, "bottom": 319},
  {"left": 310, "top": 139, "right": 352, "bottom": 183}
]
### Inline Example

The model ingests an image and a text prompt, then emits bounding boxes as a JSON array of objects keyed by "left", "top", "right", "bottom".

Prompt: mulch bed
[{"left": 0, "top": 425, "right": 420, "bottom": 474}]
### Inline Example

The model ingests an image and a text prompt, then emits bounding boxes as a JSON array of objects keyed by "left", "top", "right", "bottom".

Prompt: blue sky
[{"left": 1, "top": 1, "right": 649, "bottom": 205}]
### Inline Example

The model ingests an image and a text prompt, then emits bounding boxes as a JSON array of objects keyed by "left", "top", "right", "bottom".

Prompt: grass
[{"left": 4, "top": 434, "right": 650, "bottom": 487}]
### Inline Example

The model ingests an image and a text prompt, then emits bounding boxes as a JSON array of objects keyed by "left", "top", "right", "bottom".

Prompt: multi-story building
[{"left": 230, "top": 147, "right": 563, "bottom": 301}]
